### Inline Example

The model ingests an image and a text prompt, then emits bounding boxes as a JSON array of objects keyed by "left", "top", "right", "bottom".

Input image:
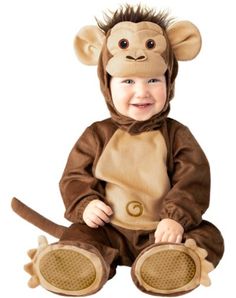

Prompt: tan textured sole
[
  {"left": 134, "top": 244, "right": 201, "bottom": 294},
  {"left": 35, "top": 244, "right": 105, "bottom": 296}
]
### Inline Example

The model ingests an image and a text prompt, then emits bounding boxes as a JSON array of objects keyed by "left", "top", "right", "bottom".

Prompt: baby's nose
[{"left": 135, "top": 83, "right": 150, "bottom": 98}]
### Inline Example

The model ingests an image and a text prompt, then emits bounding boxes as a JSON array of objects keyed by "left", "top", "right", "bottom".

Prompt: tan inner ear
[
  {"left": 74, "top": 25, "right": 105, "bottom": 65},
  {"left": 167, "top": 21, "right": 202, "bottom": 61}
]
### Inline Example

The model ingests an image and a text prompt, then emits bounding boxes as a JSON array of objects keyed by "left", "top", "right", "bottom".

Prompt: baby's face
[{"left": 110, "top": 76, "right": 167, "bottom": 121}]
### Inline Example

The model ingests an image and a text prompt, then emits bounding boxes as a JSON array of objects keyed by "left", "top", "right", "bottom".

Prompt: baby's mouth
[{"left": 131, "top": 103, "right": 153, "bottom": 108}]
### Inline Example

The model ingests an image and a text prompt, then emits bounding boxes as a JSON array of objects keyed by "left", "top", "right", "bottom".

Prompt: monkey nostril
[
  {"left": 126, "top": 55, "right": 136, "bottom": 60},
  {"left": 136, "top": 55, "right": 146, "bottom": 60}
]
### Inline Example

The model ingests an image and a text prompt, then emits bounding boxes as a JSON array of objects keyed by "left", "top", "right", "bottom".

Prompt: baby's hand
[
  {"left": 82, "top": 199, "right": 113, "bottom": 228},
  {"left": 154, "top": 218, "right": 184, "bottom": 244}
]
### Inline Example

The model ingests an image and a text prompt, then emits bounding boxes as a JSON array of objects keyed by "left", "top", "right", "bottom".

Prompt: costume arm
[
  {"left": 160, "top": 124, "right": 210, "bottom": 231},
  {"left": 59, "top": 126, "right": 105, "bottom": 223}
]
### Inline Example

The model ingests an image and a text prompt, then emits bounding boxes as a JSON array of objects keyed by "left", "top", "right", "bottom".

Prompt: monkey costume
[{"left": 11, "top": 5, "right": 224, "bottom": 297}]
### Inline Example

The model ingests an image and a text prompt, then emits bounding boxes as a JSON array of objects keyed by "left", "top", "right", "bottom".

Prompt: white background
[{"left": 0, "top": 0, "right": 235, "bottom": 297}]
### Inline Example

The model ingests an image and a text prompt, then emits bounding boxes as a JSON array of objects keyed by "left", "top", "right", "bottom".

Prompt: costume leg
[
  {"left": 59, "top": 222, "right": 121, "bottom": 277},
  {"left": 24, "top": 223, "right": 120, "bottom": 296},
  {"left": 183, "top": 220, "right": 224, "bottom": 267}
]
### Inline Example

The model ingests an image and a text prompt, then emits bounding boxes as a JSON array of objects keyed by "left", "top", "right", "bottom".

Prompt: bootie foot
[
  {"left": 131, "top": 239, "right": 214, "bottom": 296},
  {"left": 24, "top": 236, "right": 108, "bottom": 296}
]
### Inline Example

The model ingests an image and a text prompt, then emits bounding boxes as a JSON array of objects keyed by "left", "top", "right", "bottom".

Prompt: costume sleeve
[
  {"left": 160, "top": 124, "right": 210, "bottom": 231},
  {"left": 59, "top": 126, "right": 105, "bottom": 223}
]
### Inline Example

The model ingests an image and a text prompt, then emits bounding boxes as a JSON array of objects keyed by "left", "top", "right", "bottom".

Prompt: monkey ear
[
  {"left": 74, "top": 26, "right": 105, "bottom": 65},
  {"left": 167, "top": 21, "right": 202, "bottom": 61}
]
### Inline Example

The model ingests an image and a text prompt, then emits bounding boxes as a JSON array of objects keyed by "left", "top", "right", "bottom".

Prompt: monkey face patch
[{"left": 106, "top": 22, "right": 167, "bottom": 77}]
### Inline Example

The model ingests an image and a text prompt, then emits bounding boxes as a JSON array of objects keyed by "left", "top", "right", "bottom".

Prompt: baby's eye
[
  {"left": 122, "top": 79, "right": 134, "bottom": 84},
  {"left": 148, "top": 78, "right": 159, "bottom": 83}
]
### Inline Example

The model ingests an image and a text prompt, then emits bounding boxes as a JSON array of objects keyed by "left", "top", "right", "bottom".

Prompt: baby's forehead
[
  {"left": 110, "top": 21, "right": 164, "bottom": 35},
  {"left": 110, "top": 75, "right": 166, "bottom": 80}
]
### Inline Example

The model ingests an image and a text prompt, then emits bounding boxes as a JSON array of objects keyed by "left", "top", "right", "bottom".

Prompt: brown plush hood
[
  {"left": 97, "top": 28, "right": 178, "bottom": 135},
  {"left": 74, "top": 5, "right": 201, "bottom": 135}
]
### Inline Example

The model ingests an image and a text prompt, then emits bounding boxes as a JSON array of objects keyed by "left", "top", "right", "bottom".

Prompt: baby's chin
[{"left": 128, "top": 111, "right": 160, "bottom": 122}]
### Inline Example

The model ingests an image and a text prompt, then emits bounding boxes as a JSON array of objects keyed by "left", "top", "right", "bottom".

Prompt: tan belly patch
[{"left": 95, "top": 129, "right": 170, "bottom": 230}]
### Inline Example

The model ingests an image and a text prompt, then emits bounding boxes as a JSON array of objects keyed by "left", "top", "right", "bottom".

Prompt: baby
[
  {"left": 12, "top": 4, "right": 224, "bottom": 297},
  {"left": 83, "top": 74, "right": 184, "bottom": 244}
]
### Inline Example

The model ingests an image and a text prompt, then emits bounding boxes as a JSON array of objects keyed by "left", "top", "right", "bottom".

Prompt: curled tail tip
[{"left": 11, "top": 197, "right": 21, "bottom": 211}]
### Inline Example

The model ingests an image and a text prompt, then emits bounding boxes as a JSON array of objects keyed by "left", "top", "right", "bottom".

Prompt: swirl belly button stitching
[{"left": 126, "top": 201, "right": 143, "bottom": 217}]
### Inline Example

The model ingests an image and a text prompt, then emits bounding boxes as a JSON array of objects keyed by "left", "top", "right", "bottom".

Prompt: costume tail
[{"left": 11, "top": 197, "right": 66, "bottom": 239}]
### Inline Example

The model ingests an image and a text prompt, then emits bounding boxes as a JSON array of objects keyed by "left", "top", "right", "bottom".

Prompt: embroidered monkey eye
[
  {"left": 118, "top": 39, "right": 129, "bottom": 49},
  {"left": 145, "top": 39, "right": 156, "bottom": 49}
]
